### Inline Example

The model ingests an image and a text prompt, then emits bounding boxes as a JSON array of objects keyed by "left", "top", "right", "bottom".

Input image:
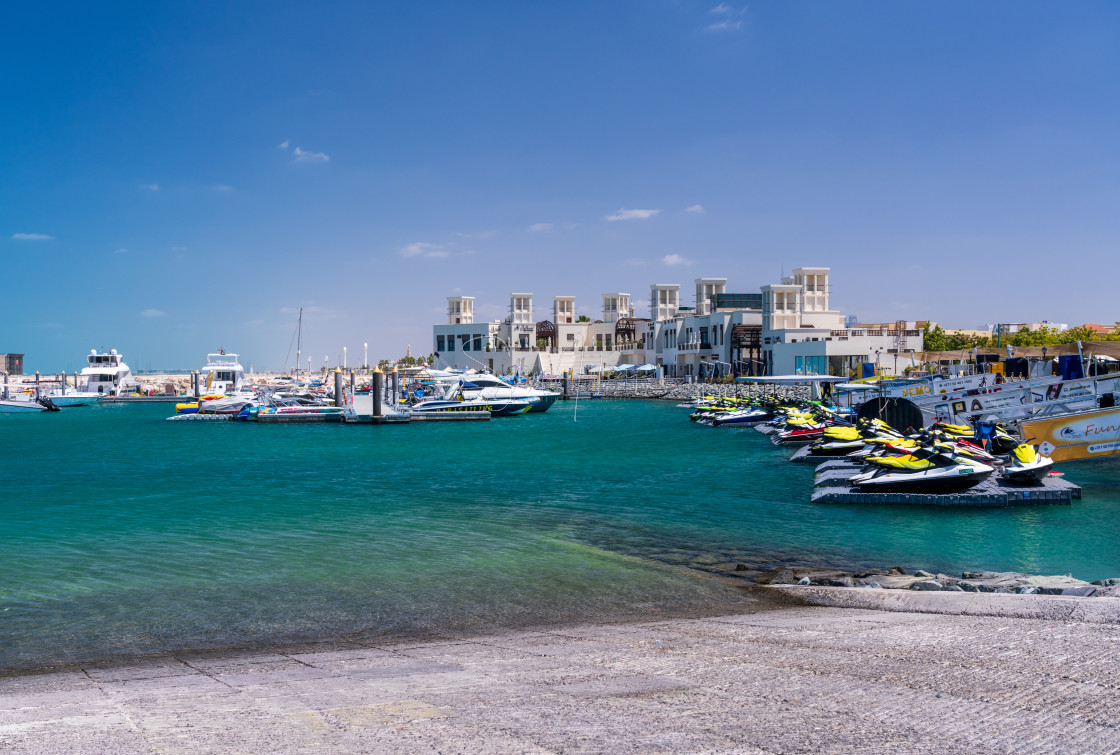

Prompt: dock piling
[
  {"left": 333, "top": 369, "right": 344, "bottom": 410},
  {"left": 372, "top": 369, "right": 383, "bottom": 424},
  {"left": 35, "top": 372, "right": 40, "bottom": 399},
  {"left": 2, "top": 372, "right": 7, "bottom": 400},
  {"left": 392, "top": 369, "right": 400, "bottom": 407}
]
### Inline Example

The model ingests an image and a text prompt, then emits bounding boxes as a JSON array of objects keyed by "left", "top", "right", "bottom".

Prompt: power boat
[
  {"left": 408, "top": 397, "right": 494, "bottom": 415},
  {"left": 199, "top": 352, "right": 246, "bottom": 394},
  {"left": 79, "top": 349, "right": 137, "bottom": 396},
  {"left": 45, "top": 387, "right": 103, "bottom": 407},
  {"left": 0, "top": 397, "right": 58, "bottom": 413},
  {"left": 408, "top": 395, "right": 532, "bottom": 416},
  {"left": 429, "top": 372, "right": 559, "bottom": 413}
]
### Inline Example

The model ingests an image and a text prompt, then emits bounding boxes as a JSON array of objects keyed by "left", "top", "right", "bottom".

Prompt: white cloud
[
  {"left": 400, "top": 242, "right": 449, "bottom": 258},
  {"left": 529, "top": 223, "right": 553, "bottom": 232},
  {"left": 278, "top": 140, "right": 290, "bottom": 149},
  {"left": 141, "top": 308, "right": 166, "bottom": 318},
  {"left": 12, "top": 233, "right": 53, "bottom": 240},
  {"left": 604, "top": 208, "right": 661, "bottom": 221},
  {"left": 114, "top": 248, "right": 127, "bottom": 254},
  {"left": 685, "top": 204, "right": 706, "bottom": 214},
  {"left": 293, "top": 146, "right": 329, "bottom": 163},
  {"left": 662, "top": 254, "right": 693, "bottom": 266},
  {"left": 141, "top": 183, "right": 160, "bottom": 191},
  {"left": 707, "top": 4, "right": 745, "bottom": 29}
]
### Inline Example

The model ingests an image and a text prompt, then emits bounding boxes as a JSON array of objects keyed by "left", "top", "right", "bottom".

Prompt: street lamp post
[
  {"left": 343, "top": 346, "right": 347, "bottom": 370},
  {"left": 364, "top": 343, "right": 368, "bottom": 371}
]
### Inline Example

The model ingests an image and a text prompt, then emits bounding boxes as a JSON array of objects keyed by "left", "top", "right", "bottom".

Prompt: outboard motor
[{"left": 37, "top": 396, "right": 62, "bottom": 412}]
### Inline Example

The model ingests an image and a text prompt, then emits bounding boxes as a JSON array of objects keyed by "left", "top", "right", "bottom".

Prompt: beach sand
[{"left": 2, "top": 588, "right": 1119, "bottom": 753}]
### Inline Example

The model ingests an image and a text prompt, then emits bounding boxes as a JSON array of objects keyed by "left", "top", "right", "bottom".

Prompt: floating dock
[
  {"left": 810, "top": 463, "right": 1080, "bottom": 507},
  {"left": 256, "top": 412, "right": 345, "bottom": 423},
  {"left": 102, "top": 395, "right": 188, "bottom": 403},
  {"left": 789, "top": 446, "right": 863, "bottom": 464}
]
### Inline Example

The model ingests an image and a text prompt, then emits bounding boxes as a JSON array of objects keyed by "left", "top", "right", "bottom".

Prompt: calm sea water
[{"left": 2, "top": 399, "right": 1119, "bottom": 669}]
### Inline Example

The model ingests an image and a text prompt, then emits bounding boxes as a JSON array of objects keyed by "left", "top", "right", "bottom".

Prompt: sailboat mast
[{"left": 296, "top": 307, "right": 303, "bottom": 379}]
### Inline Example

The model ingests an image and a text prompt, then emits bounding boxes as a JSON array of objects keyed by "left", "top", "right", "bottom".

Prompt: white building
[
  {"left": 760, "top": 268, "right": 923, "bottom": 377},
  {"left": 432, "top": 267, "right": 923, "bottom": 378},
  {"left": 447, "top": 296, "right": 474, "bottom": 324}
]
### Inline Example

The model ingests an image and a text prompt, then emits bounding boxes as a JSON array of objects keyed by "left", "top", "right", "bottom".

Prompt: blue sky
[{"left": 3, "top": 2, "right": 1119, "bottom": 372}]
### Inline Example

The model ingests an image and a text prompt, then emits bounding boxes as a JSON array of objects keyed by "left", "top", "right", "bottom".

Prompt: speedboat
[
  {"left": 431, "top": 373, "right": 559, "bottom": 413},
  {"left": 0, "top": 397, "right": 56, "bottom": 413},
  {"left": 46, "top": 389, "right": 103, "bottom": 407},
  {"left": 408, "top": 398, "right": 495, "bottom": 415},
  {"left": 196, "top": 395, "right": 257, "bottom": 414}
]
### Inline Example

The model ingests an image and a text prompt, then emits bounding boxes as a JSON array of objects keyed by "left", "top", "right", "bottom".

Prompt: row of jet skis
[{"left": 687, "top": 396, "right": 1055, "bottom": 493}]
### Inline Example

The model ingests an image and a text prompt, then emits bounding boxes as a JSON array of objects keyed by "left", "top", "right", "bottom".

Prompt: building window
[
  {"left": 448, "top": 337, "right": 455, "bottom": 352},
  {"left": 437, "top": 336, "right": 445, "bottom": 352},
  {"left": 474, "top": 335, "right": 483, "bottom": 351}
]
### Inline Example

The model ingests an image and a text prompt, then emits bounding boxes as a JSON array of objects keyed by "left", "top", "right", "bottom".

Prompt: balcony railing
[{"left": 829, "top": 329, "right": 921, "bottom": 338}]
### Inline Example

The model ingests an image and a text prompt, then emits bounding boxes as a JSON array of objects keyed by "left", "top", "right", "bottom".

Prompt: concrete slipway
[{"left": 2, "top": 588, "right": 1120, "bottom": 754}]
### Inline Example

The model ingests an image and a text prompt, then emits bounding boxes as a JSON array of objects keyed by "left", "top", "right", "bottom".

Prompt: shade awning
[{"left": 735, "top": 375, "right": 849, "bottom": 384}]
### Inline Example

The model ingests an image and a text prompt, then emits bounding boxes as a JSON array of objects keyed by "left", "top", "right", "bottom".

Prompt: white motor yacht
[
  {"left": 199, "top": 352, "right": 247, "bottom": 395},
  {"left": 79, "top": 349, "right": 137, "bottom": 396},
  {"left": 432, "top": 372, "right": 559, "bottom": 413}
]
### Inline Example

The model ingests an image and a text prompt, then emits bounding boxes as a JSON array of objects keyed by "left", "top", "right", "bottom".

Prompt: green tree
[
  {"left": 1059, "top": 326, "right": 1101, "bottom": 343},
  {"left": 577, "top": 315, "right": 591, "bottom": 322}
]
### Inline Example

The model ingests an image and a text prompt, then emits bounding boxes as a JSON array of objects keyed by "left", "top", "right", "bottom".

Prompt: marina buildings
[
  {"left": 1, "top": 354, "right": 24, "bottom": 375},
  {"left": 432, "top": 267, "right": 924, "bottom": 378}
]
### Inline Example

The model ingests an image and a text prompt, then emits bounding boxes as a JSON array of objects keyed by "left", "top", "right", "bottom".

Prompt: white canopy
[{"left": 735, "top": 375, "right": 848, "bottom": 384}]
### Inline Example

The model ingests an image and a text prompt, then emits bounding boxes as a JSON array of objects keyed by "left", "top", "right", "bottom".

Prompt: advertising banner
[{"left": 1020, "top": 407, "right": 1120, "bottom": 463}]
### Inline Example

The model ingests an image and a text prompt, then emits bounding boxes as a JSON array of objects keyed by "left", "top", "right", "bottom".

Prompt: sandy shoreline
[{"left": 3, "top": 587, "right": 1119, "bottom": 753}]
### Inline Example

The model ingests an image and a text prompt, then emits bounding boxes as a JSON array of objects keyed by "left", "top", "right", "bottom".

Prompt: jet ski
[
  {"left": 808, "top": 418, "right": 906, "bottom": 456},
  {"left": 850, "top": 444, "right": 994, "bottom": 493},
  {"left": 1002, "top": 443, "right": 1054, "bottom": 485},
  {"left": 711, "top": 406, "right": 772, "bottom": 426}
]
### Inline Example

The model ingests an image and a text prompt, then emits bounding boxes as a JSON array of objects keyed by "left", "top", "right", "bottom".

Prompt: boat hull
[
  {"left": 528, "top": 392, "right": 559, "bottom": 412},
  {"left": 49, "top": 394, "right": 103, "bottom": 407},
  {"left": 852, "top": 467, "right": 993, "bottom": 493},
  {"left": 0, "top": 399, "right": 47, "bottom": 413}
]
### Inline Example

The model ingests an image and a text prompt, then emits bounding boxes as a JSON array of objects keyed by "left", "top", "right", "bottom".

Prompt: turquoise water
[{"left": 2, "top": 399, "right": 1119, "bottom": 670}]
